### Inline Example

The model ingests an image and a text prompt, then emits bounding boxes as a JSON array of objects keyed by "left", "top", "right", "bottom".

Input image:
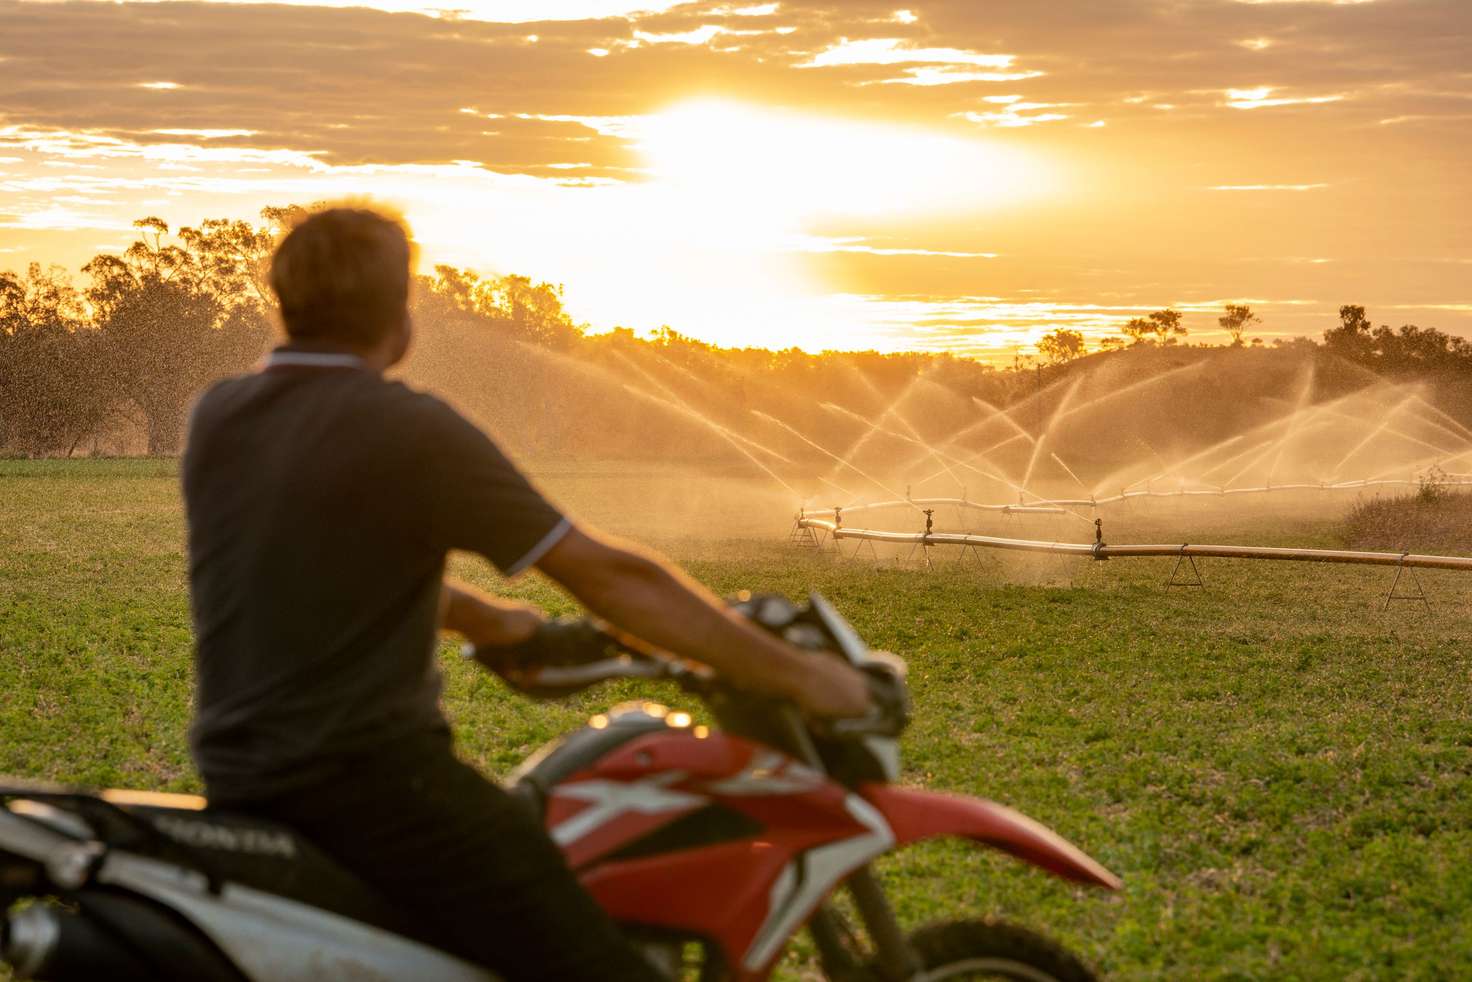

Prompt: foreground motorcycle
[{"left": 0, "top": 592, "right": 1119, "bottom": 980}]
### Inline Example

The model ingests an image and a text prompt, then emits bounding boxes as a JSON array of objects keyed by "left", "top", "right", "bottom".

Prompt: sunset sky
[{"left": 2, "top": 0, "right": 1468, "bottom": 358}]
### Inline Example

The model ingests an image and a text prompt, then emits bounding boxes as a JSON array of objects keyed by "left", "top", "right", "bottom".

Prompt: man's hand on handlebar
[
  {"left": 442, "top": 566, "right": 878, "bottom": 727},
  {"left": 438, "top": 578, "right": 546, "bottom": 669},
  {"left": 483, "top": 618, "right": 620, "bottom": 676},
  {"left": 792, "top": 656, "right": 873, "bottom": 721},
  {"left": 465, "top": 614, "right": 871, "bottom": 721},
  {"left": 476, "top": 628, "right": 880, "bottom": 735},
  {"left": 811, "top": 652, "right": 909, "bottom": 738}
]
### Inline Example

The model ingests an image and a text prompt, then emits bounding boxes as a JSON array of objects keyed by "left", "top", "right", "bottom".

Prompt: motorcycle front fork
[
  {"left": 808, "top": 865, "right": 922, "bottom": 982},
  {"left": 773, "top": 708, "right": 923, "bottom": 980}
]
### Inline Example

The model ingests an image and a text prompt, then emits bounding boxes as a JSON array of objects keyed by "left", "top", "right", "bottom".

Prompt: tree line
[
  {"left": 1034, "top": 301, "right": 1472, "bottom": 375},
  {"left": 0, "top": 207, "right": 588, "bottom": 456},
  {"left": 3, "top": 206, "right": 1470, "bottom": 458}
]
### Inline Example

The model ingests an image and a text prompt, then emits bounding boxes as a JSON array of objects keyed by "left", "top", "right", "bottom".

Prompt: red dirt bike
[{"left": 0, "top": 593, "right": 1118, "bottom": 980}]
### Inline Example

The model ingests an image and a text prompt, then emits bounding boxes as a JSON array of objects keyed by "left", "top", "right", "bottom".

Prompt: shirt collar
[{"left": 261, "top": 346, "right": 369, "bottom": 372}]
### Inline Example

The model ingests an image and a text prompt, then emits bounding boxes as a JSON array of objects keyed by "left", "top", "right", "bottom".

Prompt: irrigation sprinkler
[
  {"left": 1074, "top": 518, "right": 1111, "bottom": 587},
  {"left": 904, "top": 509, "right": 936, "bottom": 570}
]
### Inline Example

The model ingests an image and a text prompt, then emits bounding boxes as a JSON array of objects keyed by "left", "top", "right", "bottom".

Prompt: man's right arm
[
  {"left": 410, "top": 395, "right": 868, "bottom": 716},
  {"left": 535, "top": 526, "right": 872, "bottom": 720}
]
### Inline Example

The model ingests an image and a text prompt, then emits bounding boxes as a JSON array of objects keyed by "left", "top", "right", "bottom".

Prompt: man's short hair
[{"left": 269, "top": 207, "right": 413, "bottom": 347}]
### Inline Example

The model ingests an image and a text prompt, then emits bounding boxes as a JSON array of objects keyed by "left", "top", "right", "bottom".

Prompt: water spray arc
[
  {"left": 751, "top": 410, "right": 905, "bottom": 502},
  {"left": 741, "top": 347, "right": 1472, "bottom": 617},
  {"left": 613, "top": 378, "right": 801, "bottom": 499},
  {"left": 613, "top": 352, "right": 793, "bottom": 464},
  {"left": 819, "top": 403, "right": 1023, "bottom": 498},
  {"left": 818, "top": 373, "right": 927, "bottom": 493},
  {"left": 1020, "top": 376, "right": 1083, "bottom": 496}
]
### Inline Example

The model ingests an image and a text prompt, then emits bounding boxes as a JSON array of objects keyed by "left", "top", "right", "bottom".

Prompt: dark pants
[{"left": 218, "top": 731, "right": 659, "bottom": 981}]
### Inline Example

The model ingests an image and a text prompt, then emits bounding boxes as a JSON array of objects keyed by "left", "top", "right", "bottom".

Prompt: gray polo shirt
[{"left": 182, "top": 348, "right": 568, "bottom": 802}]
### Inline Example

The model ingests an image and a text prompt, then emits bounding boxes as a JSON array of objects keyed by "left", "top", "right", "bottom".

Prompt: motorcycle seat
[{"left": 120, "top": 802, "right": 449, "bottom": 949}]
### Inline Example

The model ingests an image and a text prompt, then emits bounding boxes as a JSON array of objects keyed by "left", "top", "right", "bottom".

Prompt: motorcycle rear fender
[{"left": 860, "top": 785, "right": 1121, "bottom": 890}]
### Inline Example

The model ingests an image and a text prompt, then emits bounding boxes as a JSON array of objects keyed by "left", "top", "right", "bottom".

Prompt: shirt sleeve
[{"left": 414, "top": 395, "right": 570, "bottom": 576}]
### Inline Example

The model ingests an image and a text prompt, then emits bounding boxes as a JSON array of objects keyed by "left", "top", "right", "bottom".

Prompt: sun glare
[
  {"left": 541, "top": 100, "right": 1058, "bottom": 349},
  {"left": 633, "top": 100, "right": 1051, "bottom": 223},
  {"left": 403, "top": 100, "right": 1061, "bottom": 352}
]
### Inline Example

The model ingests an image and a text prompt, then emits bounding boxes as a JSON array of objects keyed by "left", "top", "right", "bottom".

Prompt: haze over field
[{"left": 2, "top": 0, "right": 1469, "bottom": 358}]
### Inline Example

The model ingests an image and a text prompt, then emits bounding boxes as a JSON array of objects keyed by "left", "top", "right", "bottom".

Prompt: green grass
[{"left": 3, "top": 460, "right": 1470, "bottom": 979}]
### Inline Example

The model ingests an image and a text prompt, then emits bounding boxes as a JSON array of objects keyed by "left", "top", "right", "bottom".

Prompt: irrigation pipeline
[
  {"left": 796, "top": 518, "right": 1472, "bottom": 572},
  {"left": 828, "top": 476, "right": 1472, "bottom": 517},
  {"left": 841, "top": 497, "right": 1067, "bottom": 516}
]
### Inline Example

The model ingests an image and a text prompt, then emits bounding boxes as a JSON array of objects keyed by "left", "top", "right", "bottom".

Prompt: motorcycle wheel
[{"left": 897, "top": 919, "right": 1097, "bottom": 982}]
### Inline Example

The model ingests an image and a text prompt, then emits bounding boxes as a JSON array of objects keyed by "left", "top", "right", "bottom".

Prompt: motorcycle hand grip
[
  {"left": 467, "top": 617, "right": 615, "bottom": 671},
  {"left": 466, "top": 617, "right": 635, "bottom": 699}
]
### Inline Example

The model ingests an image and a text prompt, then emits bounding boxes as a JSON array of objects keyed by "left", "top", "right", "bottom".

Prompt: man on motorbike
[{"left": 180, "top": 206, "right": 873, "bottom": 980}]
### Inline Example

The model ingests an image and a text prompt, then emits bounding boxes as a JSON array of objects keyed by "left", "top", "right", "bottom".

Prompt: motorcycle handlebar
[
  {"left": 462, "top": 619, "right": 708, "bottom": 699},
  {"left": 465, "top": 601, "right": 910, "bottom": 739}
]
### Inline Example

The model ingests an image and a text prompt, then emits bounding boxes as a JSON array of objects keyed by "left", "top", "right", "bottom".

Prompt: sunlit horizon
[{"left": 2, "top": 0, "right": 1468, "bottom": 359}]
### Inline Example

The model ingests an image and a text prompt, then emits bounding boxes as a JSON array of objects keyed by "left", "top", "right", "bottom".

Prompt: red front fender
[{"left": 861, "top": 785, "right": 1121, "bottom": 890}]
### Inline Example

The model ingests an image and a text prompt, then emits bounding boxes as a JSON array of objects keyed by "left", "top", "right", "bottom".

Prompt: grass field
[{"left": 3, "top": 459, "right": 1470, "bottom": 979}]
